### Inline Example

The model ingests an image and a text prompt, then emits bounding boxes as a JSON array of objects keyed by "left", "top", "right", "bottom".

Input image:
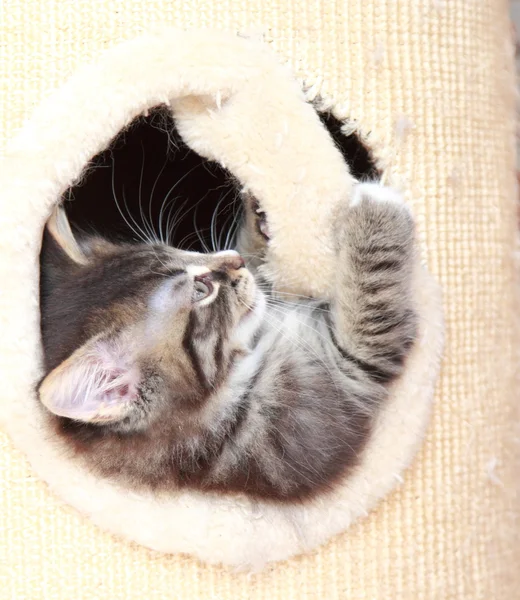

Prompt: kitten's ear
[
  {"left": 46, "top": 204, "right": 88, "bottom": 265},
  {"left": 39, "top": 337, "right": 141, "bottom": 423}
]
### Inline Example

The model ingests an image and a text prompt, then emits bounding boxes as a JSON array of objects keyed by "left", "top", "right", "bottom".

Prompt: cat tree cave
[{"left": 0, "top": 6, "right": 517, "bottom": 598}]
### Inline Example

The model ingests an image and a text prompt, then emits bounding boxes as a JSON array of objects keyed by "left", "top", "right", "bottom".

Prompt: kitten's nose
[{"left": 215, "top": 251, "right": 245, "bottom": 272}]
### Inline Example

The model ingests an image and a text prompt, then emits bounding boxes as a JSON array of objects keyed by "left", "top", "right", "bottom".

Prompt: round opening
[{"left": 64, "top": 105, "right": 379, "bottom": 249}]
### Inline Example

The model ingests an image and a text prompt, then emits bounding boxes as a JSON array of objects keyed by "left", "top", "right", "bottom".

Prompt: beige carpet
[{"left": 0, "top": 1, "right": 518, "bottom": 598}]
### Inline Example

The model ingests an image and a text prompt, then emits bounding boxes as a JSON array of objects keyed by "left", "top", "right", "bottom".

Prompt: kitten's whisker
[
  {"left": 165, "top": 196, "right": 190, "bottom": 245},
  {"left": 161, "top": 195, "right": 179, "bottom": 246},
  {"left": 168, "top": 185, "right": 218, "bottom": 249},
  {"left": 141, "top": 141, "right": 159, "bottom": 244},
  {"left": 152, "top": 154, "right": 172, "bottom": 244},
  {"left": 193, "top": 201, "right": 211, "bottom": 253},
  {"left": 240, "top": 298, "right": 330, "bottom": 377},
  {"left": 177, "top": 227, "right": 211, "bottom": 250},
  {"left": 110, "top": 152, "right": 150, "bottom": 244},
  {"left": 259, "top": 287, "right": 322, "bottom": 303},
  {"left": 137, "top": 142, "right": 148, "bottom": 240},
  {"left": 147, "top": 246, "right": 172, "bottom": 273},
  {"left": 217, "top": 205, "right": 237, "bottom": 251},
  {"left": 122, "top": 186, "right": 155, "bottom": 245},
  {"left": 157, "top": 161, "right": 205, "bottom": 244},
  {"left": 210, "top": 188, "right": 233, "bottom": 252},
  {"left": 217, "top": 205, "right": 234, "bottom": 251},
  {"left": 265, "top": 297, "right": 330, "bottom": 315},
  {"left": 260, "top": 302, "right": 342, "bottom": 392},
  {"left": 223, "top": 194, "right": 243, "bottom": 251},
  {"left": 137, "top": 142, "right": 159, "bottom": 244},
  {"left": 167, "top": 190, "right": 210, "bottom": 248},
  {"left": 265, "top": 302, "right": 335, "bottom": 351}
]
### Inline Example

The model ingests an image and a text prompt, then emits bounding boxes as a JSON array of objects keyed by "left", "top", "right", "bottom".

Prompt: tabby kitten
[{"left": 38, "top": 183, "right": 417, "bottom": 502}]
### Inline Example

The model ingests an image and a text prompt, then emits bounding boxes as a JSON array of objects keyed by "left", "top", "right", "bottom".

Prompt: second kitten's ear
[
  {"left": 46, "top": 204, "right": 88, "bottom": 265},
  {"left": 39, "top": 337, "right": 141, "bottom": 424}
]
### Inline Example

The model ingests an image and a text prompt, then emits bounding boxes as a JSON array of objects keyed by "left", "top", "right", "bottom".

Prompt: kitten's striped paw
[{"left": 334, "top": 182, "right": 415, "bottom": 254}]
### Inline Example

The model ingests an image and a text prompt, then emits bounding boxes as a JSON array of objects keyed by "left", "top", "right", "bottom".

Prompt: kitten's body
[{"left": 39, "top": 183, "right": 417, "bottom": 502}]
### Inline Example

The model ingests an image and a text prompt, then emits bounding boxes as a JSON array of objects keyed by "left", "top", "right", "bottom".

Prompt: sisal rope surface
[{"left": 0, "top": 0, "right": 518, "bottom": 598}]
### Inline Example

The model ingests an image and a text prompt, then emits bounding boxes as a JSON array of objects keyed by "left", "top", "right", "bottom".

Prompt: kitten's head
[{"left": 38, "top": 206, "right": 265, "bottom": 431}]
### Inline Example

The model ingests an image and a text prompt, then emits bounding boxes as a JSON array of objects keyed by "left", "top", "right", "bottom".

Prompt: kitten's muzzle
[
  {"left": 210, "top": 252, "right": 247, "bottom": 283},
  {"left": 213, "top": 251, "right": 245, "bottom": 272},
  {"left": 190, "top": 252, "right": 246, "bottom": 291}
]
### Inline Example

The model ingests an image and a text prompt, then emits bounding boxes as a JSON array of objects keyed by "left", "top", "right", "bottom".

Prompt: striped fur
[{"left": 38, "top": 183, "right": 417, "bottom": 502}]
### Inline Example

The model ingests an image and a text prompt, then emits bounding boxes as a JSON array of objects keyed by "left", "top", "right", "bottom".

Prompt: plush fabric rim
[{"left": 0, "top": 29, "right": 443, "bottom": 569}]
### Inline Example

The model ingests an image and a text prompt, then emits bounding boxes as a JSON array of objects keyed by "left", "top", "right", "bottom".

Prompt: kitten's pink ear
[{"left": 39, "top": 338, "right": 140, "bottom": 423}]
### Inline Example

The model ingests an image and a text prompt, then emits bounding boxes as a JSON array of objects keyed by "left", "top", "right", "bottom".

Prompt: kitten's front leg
[{"left": 328, "top": 183, "right": 418, "bottom": 384}]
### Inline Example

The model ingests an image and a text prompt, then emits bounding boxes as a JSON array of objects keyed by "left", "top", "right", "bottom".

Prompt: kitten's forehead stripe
[{"left": 182, "top": 312, "right": 210, "bottom": 394}]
